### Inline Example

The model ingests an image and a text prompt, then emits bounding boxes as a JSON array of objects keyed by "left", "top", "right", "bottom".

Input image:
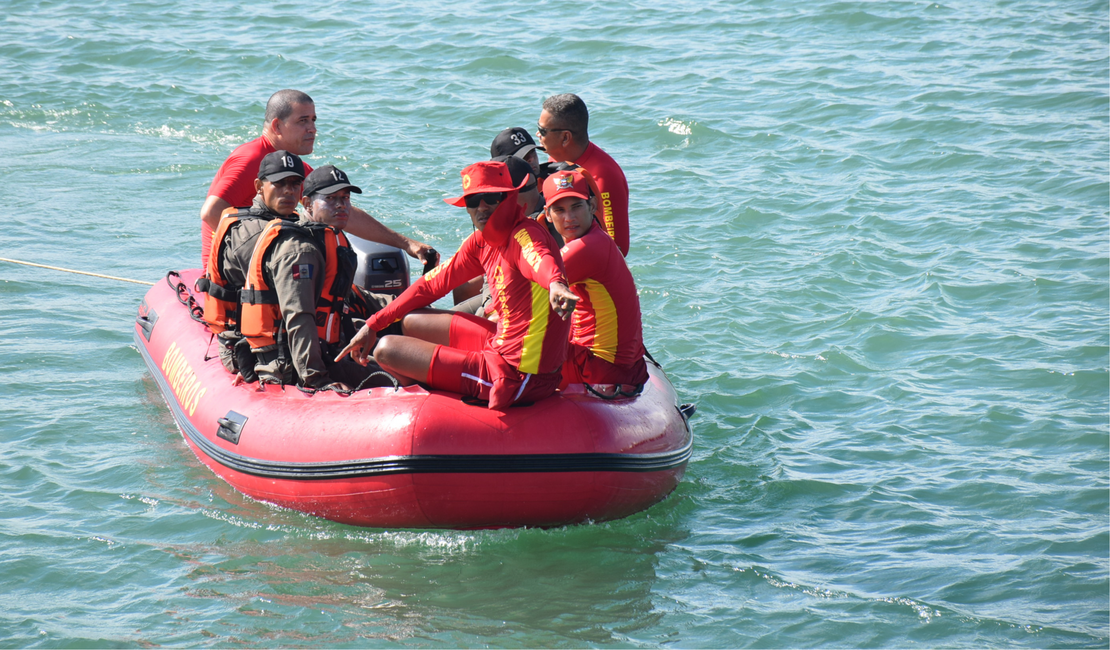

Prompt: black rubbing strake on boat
[{"left": 136, "top": 329, "right": 692, "bottom": 480}]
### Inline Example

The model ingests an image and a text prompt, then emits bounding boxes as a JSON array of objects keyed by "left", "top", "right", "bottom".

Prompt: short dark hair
[
  {"left": 542, "top": 93, "right": 589, "bottom": 139},
  {"left": 264, "top": 89, "right": 314, "bottom": 124}
]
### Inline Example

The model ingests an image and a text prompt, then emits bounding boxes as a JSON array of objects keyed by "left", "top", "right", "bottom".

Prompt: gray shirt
[{"left": 259, "top": 220, "right": 330, "bottom": 387}]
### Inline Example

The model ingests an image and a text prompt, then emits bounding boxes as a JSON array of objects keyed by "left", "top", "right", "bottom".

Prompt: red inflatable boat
[{"left": 134, "top": 269, "right": 693, "bottom": 529}]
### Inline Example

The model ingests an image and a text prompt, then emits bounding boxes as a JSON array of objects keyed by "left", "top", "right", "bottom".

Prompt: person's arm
[
  {"left": 200, "top": 195, "right": 233, "bottom": 268},
  {"left": 593, "top": 172, "right": 629, "bottom": 257},
  {"left": 337, "top": 236, "right": 483, "bottom": 364},
  {"left": 514, "top": 222, "right": 576, "bottom": 319},
  {"left": 202, "top": 144, "right": 258, "bottom": 267},
  {"left": 557, "top": 235, "right": 604, "bottom": 286},
  {"left": 367, "top": 239, "right": 482, "bottom": 330},
  {"left": 453, "top": 275, "right": 484, "bottom": 305},
  {"left": 548, "top": 282, "right": 577, "bottom": 320},
  {"left": 346, "top": 206, "right": 439, "bottom": 266}
]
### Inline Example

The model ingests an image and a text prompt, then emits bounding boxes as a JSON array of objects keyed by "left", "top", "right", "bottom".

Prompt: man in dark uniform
[
  {"left": 242, "top": 165, "right": 388, "bottom": 389},
  {"left": 201, "top": 149, "right": 306, "bottom": 374},
  {"left": 490, "top": 126, "right": 541, "bottom": 178}
]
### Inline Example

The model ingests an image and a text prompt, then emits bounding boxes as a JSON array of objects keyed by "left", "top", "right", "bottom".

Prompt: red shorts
[
  {"left": 428, "top": 313, "right": 560, "bottom": 408},
  {"left": 560, "top": 344, "right": 649, "bottom": 389},
  {"left": 447, "top": 311, "right": 496, "bottom": 351}
]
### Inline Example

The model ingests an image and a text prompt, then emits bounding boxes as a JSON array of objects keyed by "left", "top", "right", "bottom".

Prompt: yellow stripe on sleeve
[{"left": 583, "top": 279, "right": 618, "bottom": 363}]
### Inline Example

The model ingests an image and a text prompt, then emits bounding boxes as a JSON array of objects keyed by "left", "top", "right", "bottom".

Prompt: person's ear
[
  {"left": 254, "top": 178, "right": 264, "bottom": 195},
  {"left": 301, "top": 195, "right": 311, "bottom": 213}
]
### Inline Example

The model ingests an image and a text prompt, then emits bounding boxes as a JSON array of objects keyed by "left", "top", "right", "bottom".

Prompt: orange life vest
[
  {"left": 196, "top": 207, "right": 272, "bottom": 334},
  {"left": 239, "top": 219, "right": 356, "bottom": 352}
]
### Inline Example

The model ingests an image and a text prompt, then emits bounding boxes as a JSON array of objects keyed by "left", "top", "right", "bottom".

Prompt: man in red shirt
[
  {"left": 199, "top": 89, "right": 437, "bottom": 268},
  {"left": 337, "top": 161, "right": 578, "bottom": 410},
  {"left": 451, "top": 155, "right": 542, "bottom": 312},
  {"left": 536, "top": 93, "right": 631, "bottom": 256},
  {"left": 542, "top": 169, "right": 648, "bottom": 388}
]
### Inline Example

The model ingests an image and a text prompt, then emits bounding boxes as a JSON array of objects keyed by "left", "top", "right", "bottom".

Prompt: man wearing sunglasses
[
  {"left": 337, "top": 161, "right": 578, "bottom": 411},
  {"left": 536, "top": 93, "right": 630, "bottom": 257},
  {"left": 451, "top": 155, "right": 543, "bottom": 315},
  {"left": 199, "top": 89, "right": 439, "bottom": 271},
  {"left": 542, "top": 169, "right": 648, "bottom": 389}
]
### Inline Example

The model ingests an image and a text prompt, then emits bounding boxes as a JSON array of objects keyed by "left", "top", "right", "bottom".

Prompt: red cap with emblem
[
  {"left": 444, "top": 161, "right": 527, "bottom": 207},
  {"left": 542, "top": 169, "right": 592, "bottom": 207}
]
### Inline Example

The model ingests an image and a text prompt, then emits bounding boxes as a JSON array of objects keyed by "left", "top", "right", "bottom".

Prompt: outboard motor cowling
[{"left": 347, "top": 235, "right": 410, "bottom": 296}]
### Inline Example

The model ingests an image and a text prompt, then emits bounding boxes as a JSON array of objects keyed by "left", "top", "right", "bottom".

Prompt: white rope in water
[{"left": 0, "top": 257, "right": 155, "bottom": 286}]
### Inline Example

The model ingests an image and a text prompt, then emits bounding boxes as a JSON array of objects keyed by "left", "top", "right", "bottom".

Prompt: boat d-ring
[{"left": 677, "top": 403, "right": 697, "bottom": 431}]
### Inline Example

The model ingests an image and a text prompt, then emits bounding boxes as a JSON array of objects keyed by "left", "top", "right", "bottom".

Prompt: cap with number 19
[{"left": 258, "top": 150, "right": 305, "bottom": 182}]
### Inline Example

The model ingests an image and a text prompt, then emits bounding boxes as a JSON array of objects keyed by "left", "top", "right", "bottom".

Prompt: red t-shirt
[
  {"left": 561, "top": 224, "right": 646, "bottom": 371},
  {"left": 201, "top": 135, "right": 312, "bottom": 266},
  {"left": 366, "top": 196, "right": 570, "bottom": 376},
  {"left": 570, "top": 142, "right": 629, "bottom": 256}
]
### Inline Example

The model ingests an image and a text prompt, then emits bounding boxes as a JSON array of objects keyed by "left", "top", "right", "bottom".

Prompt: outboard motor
[{"left": 348, "top": 235, "right": 410, "bottom": 296}]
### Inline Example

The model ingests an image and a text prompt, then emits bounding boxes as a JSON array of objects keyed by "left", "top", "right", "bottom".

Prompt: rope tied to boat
[
  {"left": 355, "top": 371, "right": 400, "bottom": 392},
  {"left": 166, "top": 271, "right": 206, "bottom": 325},
  {"left": 584, "top": 383, "right": 645, "bottom": 400},
  {"left": 0, "top": 256, "right": 154, "bottom": 286},
  {"left": 294, "top": 370, "right": 401, "bottom": 397}
]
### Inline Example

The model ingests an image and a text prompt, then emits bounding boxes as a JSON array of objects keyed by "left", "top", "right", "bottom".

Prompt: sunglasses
[
  {"left": 464, "top": 192, "right": 507, "bottom": 208},
  {"left": 536, "top": 124, "right": 571, "bottom": 137}
]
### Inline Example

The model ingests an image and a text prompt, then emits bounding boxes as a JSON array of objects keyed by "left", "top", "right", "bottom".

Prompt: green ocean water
[{"left": 1, "top": 0, "right": 1107, "bottom": 647}]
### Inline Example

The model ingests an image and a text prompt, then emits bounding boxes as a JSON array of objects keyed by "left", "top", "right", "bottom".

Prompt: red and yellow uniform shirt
[
  {"left": 561, "top": 224, "right": 647, "bottom": 385},
  {"left": 568, "top": 142, "right": 630, "bottom": 257},
  {"left": 365, "top": 198, "right": 570, "bottom": 377}
]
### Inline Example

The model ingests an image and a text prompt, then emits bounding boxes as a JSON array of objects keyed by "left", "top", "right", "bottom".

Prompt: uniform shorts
[
  {"left": 427, "top": 312, "right": 560, "bottom": 407},
  {"left": 447, "top": 311, "right": 496, "bottom": 351},
  {"left": 560, "top": 344, "right": 649, "bottom": 389}
]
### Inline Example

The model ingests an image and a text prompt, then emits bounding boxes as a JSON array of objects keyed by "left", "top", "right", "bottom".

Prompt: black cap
[
  {"left": 538, "top": 160, "right": 578, "bottom": 183},
  {"left": 303, "top": 165, "right": 363, "bottom": 197},
  {"left": 257, "top": 150, "right": 305, "bottom": 182},
  {"left": 490, "top": 127, "right": 539, "bottom": 159},
  {"left": 492, "top": 155, "right": 537, "bottom": 192}
]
